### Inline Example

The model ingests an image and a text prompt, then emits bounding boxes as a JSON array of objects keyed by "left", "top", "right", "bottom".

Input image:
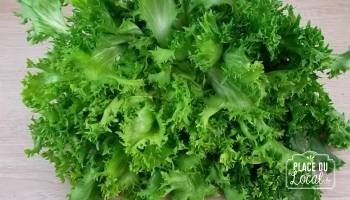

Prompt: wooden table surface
[{"left": 0, "top": 0, "right": 349, "bottom": 199}]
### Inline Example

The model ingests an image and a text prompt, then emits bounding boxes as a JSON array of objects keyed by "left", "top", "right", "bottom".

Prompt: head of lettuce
[{"left": 18, "top": 0, "right": 350, "bottom": 199}]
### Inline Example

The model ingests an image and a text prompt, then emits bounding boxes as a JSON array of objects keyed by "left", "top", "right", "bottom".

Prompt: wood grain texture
[{"left": 0, "top": 0, "right": 349, "bottom": 199}]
